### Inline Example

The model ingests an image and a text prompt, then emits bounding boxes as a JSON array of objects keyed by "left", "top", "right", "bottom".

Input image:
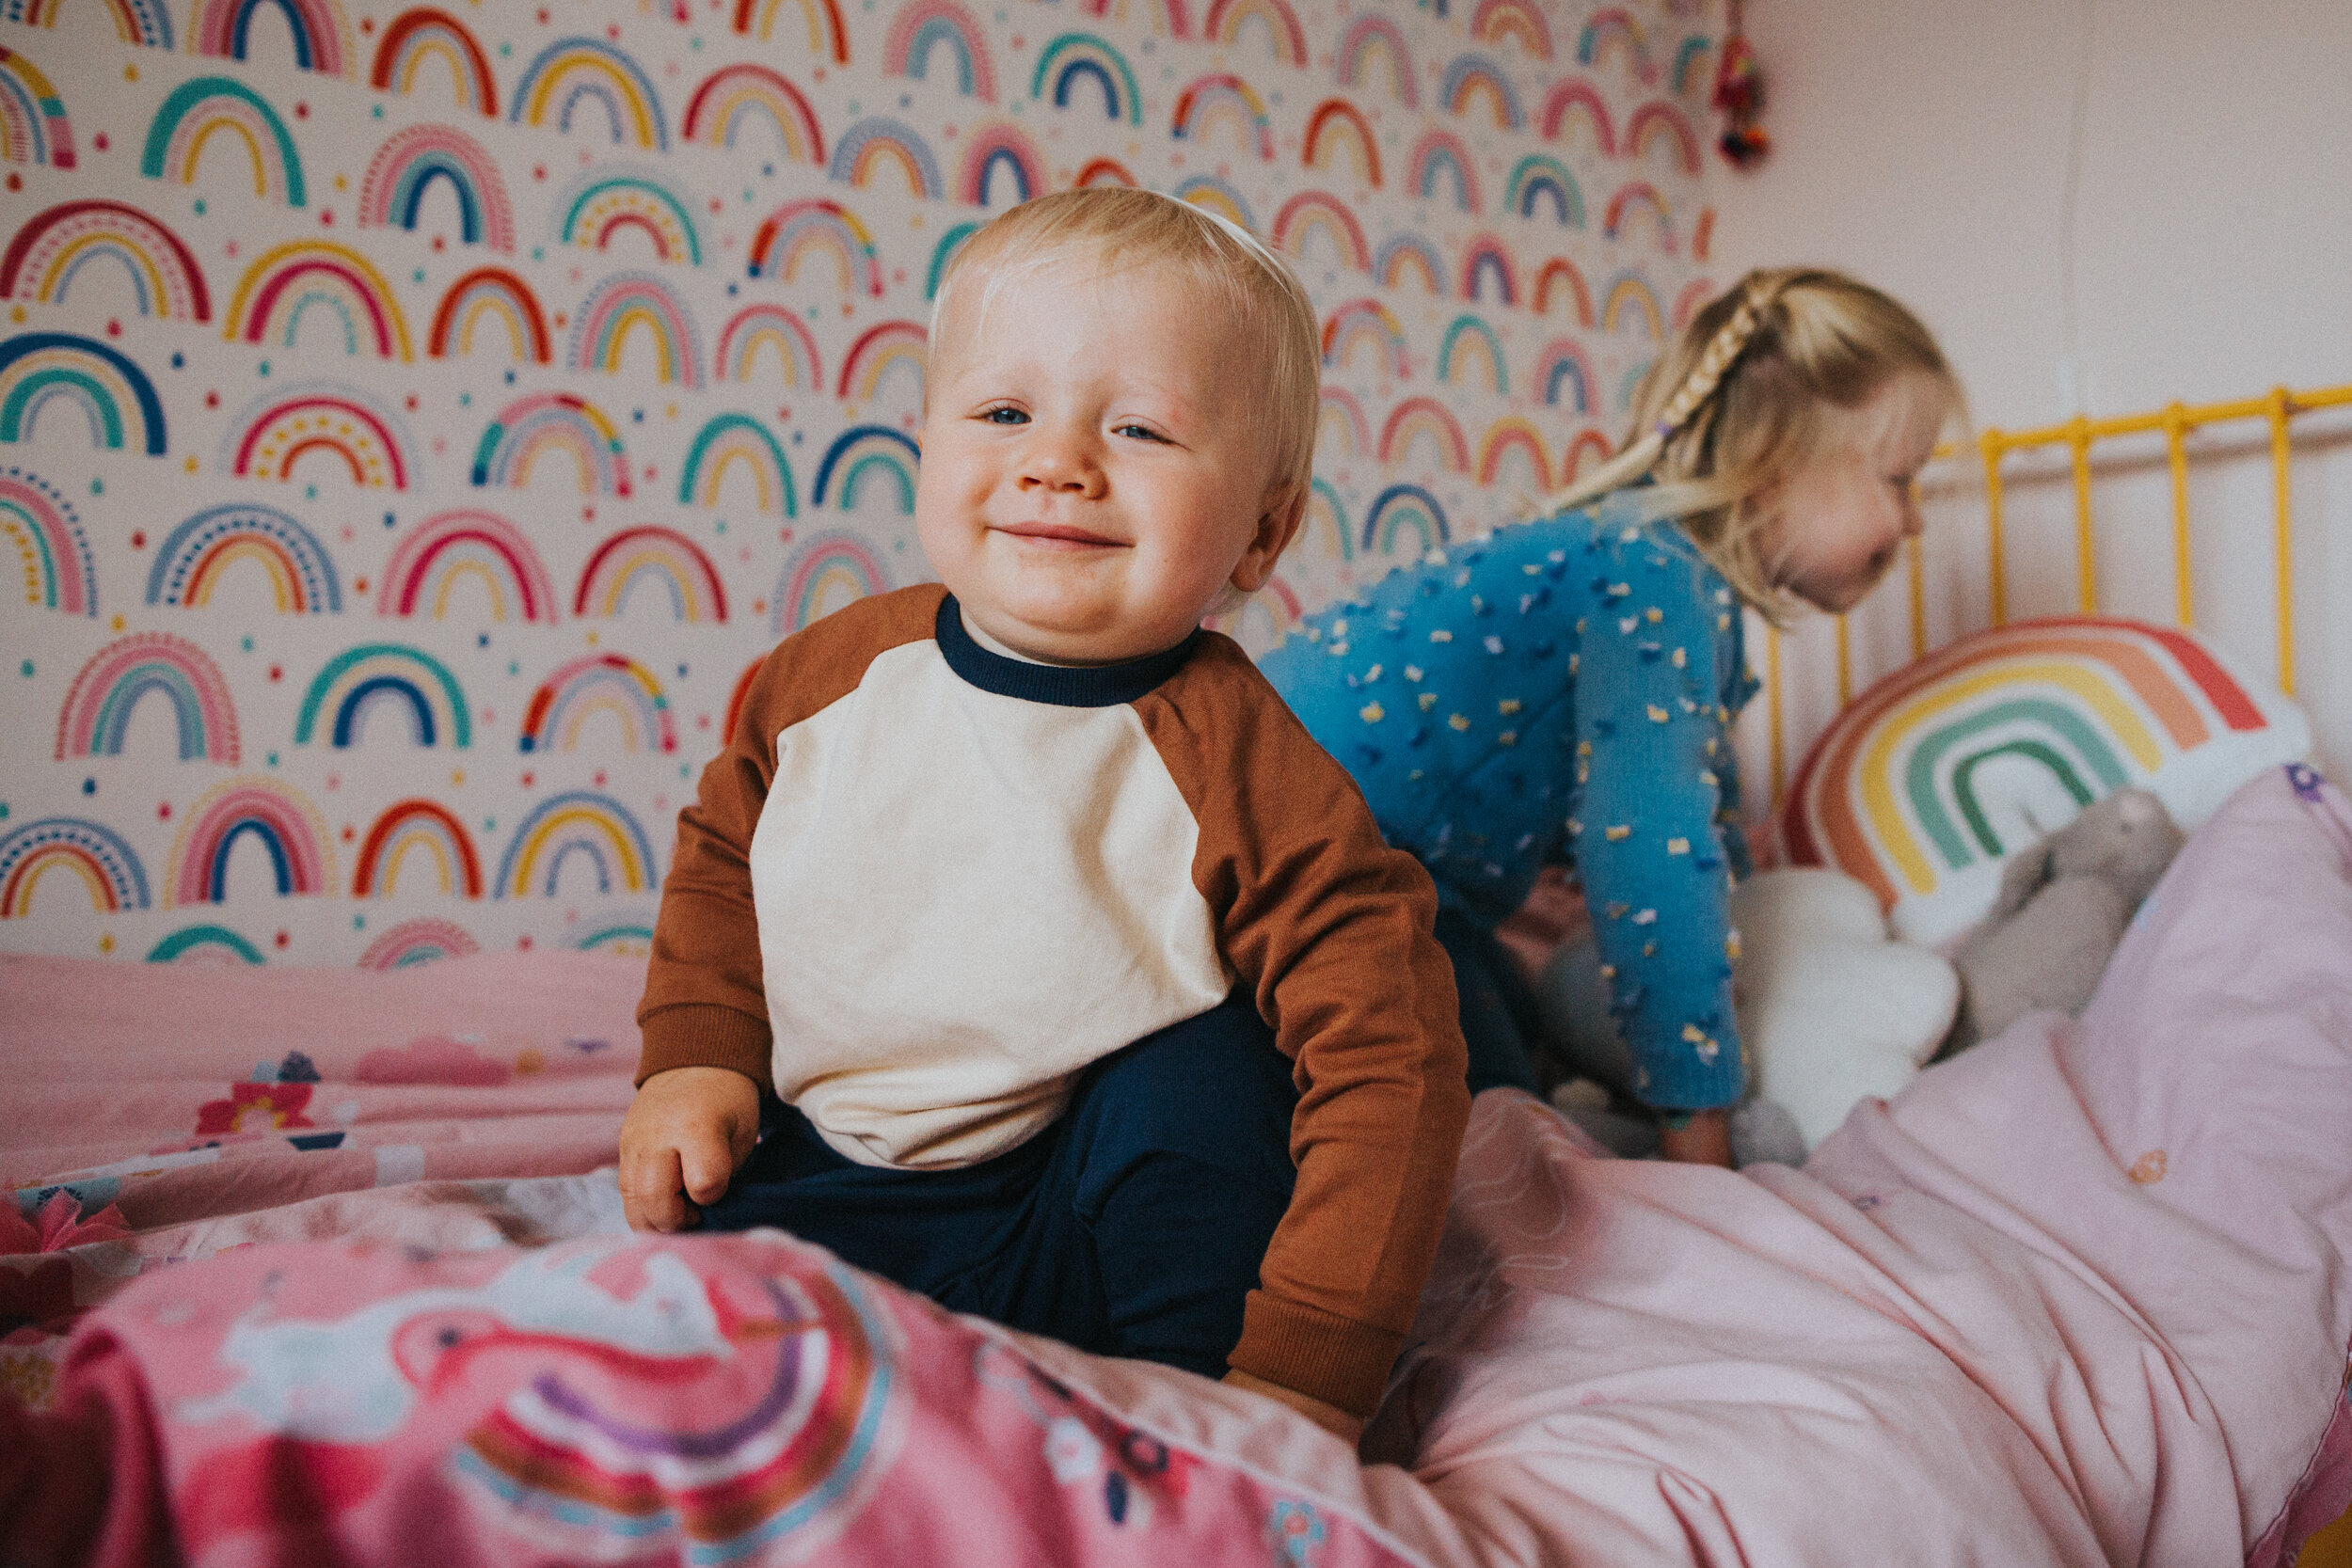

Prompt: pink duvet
[{"left": 4, "top": 766, "right": 2348, "bottom": 1567}]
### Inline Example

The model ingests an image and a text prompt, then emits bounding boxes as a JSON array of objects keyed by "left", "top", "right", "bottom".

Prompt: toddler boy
[{"left": 623, "top": 188, "right": 1468, "bottom": 1437}]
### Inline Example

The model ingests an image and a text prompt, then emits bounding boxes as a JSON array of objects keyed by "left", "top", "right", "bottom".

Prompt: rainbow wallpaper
[{"left": 0, "top": 0, "right": 1720, "bottom": 964}]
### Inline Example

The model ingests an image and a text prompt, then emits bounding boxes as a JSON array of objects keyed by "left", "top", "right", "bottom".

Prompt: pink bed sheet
[{"left": 3, "top": 765, "right": 2348, "bottom": 1567}]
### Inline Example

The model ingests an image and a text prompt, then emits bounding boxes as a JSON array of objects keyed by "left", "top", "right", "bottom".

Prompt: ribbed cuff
[
  {"left": 635, "top": 1003, "right": 771, "bottom": 1087},
  {"left": 1228, "top": 1291, "right": 1406, "bottom": 1418}
]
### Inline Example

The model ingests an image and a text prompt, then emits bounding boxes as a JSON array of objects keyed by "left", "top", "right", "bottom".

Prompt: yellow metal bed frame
[{"left": 1762, "top": 379, "right": 2352, "bottom": 805}]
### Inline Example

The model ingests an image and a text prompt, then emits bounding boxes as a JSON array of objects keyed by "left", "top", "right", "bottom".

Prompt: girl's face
[{"left": 1759, "top": 372, "right": 1950, "bottom": 614}]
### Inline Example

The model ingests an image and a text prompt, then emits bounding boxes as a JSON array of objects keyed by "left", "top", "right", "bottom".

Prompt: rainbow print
[
  {"left": 1505, "top": 155, "right": 1584, "bottom": 228},
  {"left": 1534, "top": 338, "right": 1594, "bottom": 411},
  {"left": 0, "top": 816, "right": 150, "bottom": 917},
  {"left": 146, "top": 502, "right": 342, "bottom": 612},
  {"left": 679, "top": 406, "right": 800, "bottom": 517},
  {"left": 714, "top": 303, "right": 822, "bottom": 388},
  {"left": 1332, "top": 16, "right": 1416, "bottom": 108},
  {"left": 1374, "top": 234, "right": 1446, "bottom": 296},
  {"left": 1437, "top": 313, "right": 1507, "bottom": 394},
  {"left": 428, "top": 267, "right": 551, "bottom": 364},
  {"left": 509, "top": 37, "right": 668, "bottom": 150},
  {"left": 370, "top": 8, "right": 496, "bottom": 116},
  {"left": 1460, "top": 235, "right": 1518, "bottom": 306},
  {"left": 1470, "top": 0, "right": 1551, "bottom": 59},
  {"left": 221, "top": 381, "right": 413, "bottom": 489},
  {"left": 56, "top": 632, "right": 239, "bottom": 763},
  {"left": 1671, "top": 36, "right": 1715, "bottom": 98},
  {"left": 749, "top": 200, "right": 883, "bottom": 296},
  {"left": 1210, "top": 573, "right": 1303, "bottom": 647},
  {"left": 1672, "top": 278, "right": 1715, "bottom": 332},
  {"left": 1272, "top": 193, "right": 1371, "bottom": 274},
  {"left": 1378, "top": 397, "right": 1470, "bottom": 474},
  {"left": 956, "top": 121, "right": 1045, "bottom": 207},
  {"left": 1693, "top": 207, "right": 1715, "bottom": 263},
  {"left": 1577, "top": 8, "right": 1656, "bottom": 85},
  {"left": 1534, "top": 258, "right": 1595, "bottom": 327},
  {"left": 1363, "top": 483, "right": 1448, "bottom": 555},
  {"left": 1202, "top": 0, "right": 1306, "bottom": 64},
  {"left": 884, "top": 0, "right": 996, "bottom": 101},
  {"left": 572, "top": 922, "right": 653, "bottom": 956},
  {"left": 1073, "top": 156, "right": 1136, "bottom": 187},
  {"left": 140, "top": 75, "right": 306, "bottom": 206},
  {"left": 358, "top": 123, "right": 516, "bottom": 250},
  {"left": 733, "top": 0, "right": 850, "bottom": 64},
  {"left": 358, "top": 915, "right": 477, "bottom": 968},
  {"left": 0, "top": 331, "right": 167, "bottom": 455},
  {"left": 567, "top": 270, "right": 705, "bottom": 388},
  {"left": 377, "top": 508, "right": 561, "bottom": 625},
  {"left": 1783, "top": 618, "right": 2309, "bottom": 942},
  {"left": 1172, "top": 175, "right": 1254, "bottom": 231},
  {"left": 813, "top": 424, "right": 921, "bottom": 513},
  {"left": 1599, "top": 270, "right": 1664, "bottom": 339},
  {"left": 1438, "top": 54, "right": 1523, "bottom": 129},
  {"left": 5, "top": 0, "right": 169, "bottom": 46},
  {"left": 1604, "top": 181, "right": 1677, "bottom": 252},
  {"left": 772, "top": 528, "right": 892, "bottom": 631},
  {"left": 1316, "top": 388, "right": 1372, "bottom": 459},
  {"left": 1304, "top": 478, "right": 1351, "bottom": 562},
  {"left": 1031, "top": 33, "right": 1141, "bottom": 124},
  {"left": 926, "top": 224, "right": 980, "bottom": 300},
  {"left": 838, "top": 320, "right": 927, "bottom": 403},
  {"left": 294, "top": 641, "right": 469, "bottom": 749},
  {"left": 149, "top": 924, "right": 264, "bottom": 963},
  {"left": 1615, "top": 359, "right": 1653, "bottom": 413},
  {"left": 1405, "top": 130, "right": 1480, "bottom": 214},
  {"left": 1560, "top": 428, "right": 1612, "bottom": 482},
  {"left": 1302, "top": 99, "right": 1381, "bottom": 187},
  {"left": 829, "top": 116, "right": 944, "bottom": 200},
  {"left": 353, "top": 799, "right": 482, "bottom": 898},
  {"left": 0, "top": 46, "right": 77, "bottom": 168},
  {"left": 1079, "top": 0, "right": 1188, "bottom": 39},
  {"left": 165, "top": 777, "right": 333, "bottom": 906},
  {"left": 1476, "top": 417, "right": 1549, "bottom": 489},
  {"left": 1321, "top": 299, "right": 1409, "bottom": 379},
  {"left": 0, "top": 200, "right": 208, "bottom": 320},
  {"left": 471, "top": 392, "right": 632, "bottom": 498},
  {"left": 1626, "top": 102, "right": 1702, "bottom": 175},
  {"left": 1171, "top": 74, "right": 1273, "bottom": 160},
  {"left": 494, "top": 790, "right": 660, "bottom": 897},
  {"left": 1540, "top": 79, "right": 1615, "bottom": 154},
  {"left": 576, "top": 525, "right": 731, "bottom": 622},
  {"left": 519, "top": 653, "right": 677, "bottom": 755},
  {"left": 188, "top": 0, "right": 354, "bottom": 76},
  {"left": 552, "top": 168, "right": 703, "bottom": 265},
  {"left": 222, "top": 241, "right": 415, "bottom": 361},
  {"left": 682, "top": 63, "right": 825, "bottom": 161},
  {"left": 0, "top": 465, "right": 95, "bottom": 614}
]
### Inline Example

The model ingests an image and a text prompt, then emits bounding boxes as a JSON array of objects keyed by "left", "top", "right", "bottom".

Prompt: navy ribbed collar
[{"left": 934, "top": 594, "right": 1200, "bottom": 707}]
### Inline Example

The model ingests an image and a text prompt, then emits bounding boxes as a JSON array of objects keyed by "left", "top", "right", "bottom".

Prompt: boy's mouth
[{"left": 994, "top": 522, "right": 1123, "bottom": 549}]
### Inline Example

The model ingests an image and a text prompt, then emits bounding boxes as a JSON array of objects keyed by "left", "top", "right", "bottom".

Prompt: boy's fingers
[
  {"left": 679, "top": 1138, "right": 737, "bottom": 1206},
  {"left": 621, "top": 1147, "right": 690, "bottom": 1232}
]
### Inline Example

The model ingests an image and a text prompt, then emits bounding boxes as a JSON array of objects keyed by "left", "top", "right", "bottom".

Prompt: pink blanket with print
[{"left": 4, "top": 766, "right": 2349, "bottom": 1567}]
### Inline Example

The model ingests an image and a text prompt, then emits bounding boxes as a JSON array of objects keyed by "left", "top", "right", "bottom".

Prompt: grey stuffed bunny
[{"left": 1942, "top": 787, "right": 2185, "bottom": 1055}]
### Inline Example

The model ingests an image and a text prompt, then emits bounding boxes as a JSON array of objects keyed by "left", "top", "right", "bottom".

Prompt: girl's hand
[
  {"left": 1222, "top": 1367, "right": 1367, "bottom": 1445},
  {"left": 1658, "top": 1106, "right": 1734, "bottom": 1167},
  {"left": 618, "top": 1067, "right": 762, "bottom": 1231}
]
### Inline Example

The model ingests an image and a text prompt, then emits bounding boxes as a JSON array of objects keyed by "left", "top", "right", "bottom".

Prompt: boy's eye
[
  {"left": 1114, "top": 422, "right": 1168, "bottom": 443},
  {"left": 978, "top": 405, "right": 1027, "bottom": 425}
]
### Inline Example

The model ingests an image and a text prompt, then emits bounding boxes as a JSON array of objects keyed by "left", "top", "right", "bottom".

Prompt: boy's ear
[{"left": 1230, "top": 482, "right": 1309, "bottom": 594}]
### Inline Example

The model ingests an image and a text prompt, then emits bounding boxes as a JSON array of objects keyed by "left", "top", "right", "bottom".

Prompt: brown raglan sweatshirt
[{"left": 637, "top": 584, "right": 1470, "bottom": 1415}]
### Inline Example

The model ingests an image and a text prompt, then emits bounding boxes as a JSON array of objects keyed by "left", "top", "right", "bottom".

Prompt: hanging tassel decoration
[{"left": 1712, "top": 0, "right": 1769, "bottom": 167}]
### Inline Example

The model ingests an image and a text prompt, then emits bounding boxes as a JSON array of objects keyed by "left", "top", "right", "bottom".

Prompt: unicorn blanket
[{"left": 4, "top": 766, "right": 2350, "bottom": 1567}]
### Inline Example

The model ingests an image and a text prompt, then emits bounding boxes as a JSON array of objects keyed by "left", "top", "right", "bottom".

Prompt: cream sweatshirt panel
[{"left": 749, "top": 639, "right": 1232, "bottom": 1169}]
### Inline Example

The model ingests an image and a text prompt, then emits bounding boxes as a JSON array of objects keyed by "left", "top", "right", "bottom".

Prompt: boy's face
[
  {"left": 915, "top": 248, "right": 1299, "bottom": 666},
  {"left": 1764, "top": 370, "right": 1948, "bottom": 614}
]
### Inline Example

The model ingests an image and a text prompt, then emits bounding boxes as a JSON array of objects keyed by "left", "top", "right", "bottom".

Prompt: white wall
[{"left": 1706, "top": 0, "right": 2350, "bottom": 788}]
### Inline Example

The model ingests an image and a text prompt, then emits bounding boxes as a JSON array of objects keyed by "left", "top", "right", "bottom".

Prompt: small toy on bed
[{"left": 1942, "top": 787, "right": 2183, "bottom": 1055}]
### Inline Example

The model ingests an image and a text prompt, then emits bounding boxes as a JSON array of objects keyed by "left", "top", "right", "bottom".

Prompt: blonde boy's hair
[
  {"left": 927, "top": 189, "right": 1323, "bottom": 505},
  {"left": 1550, "top": 266, "right": 1963, "bottom": 618}
]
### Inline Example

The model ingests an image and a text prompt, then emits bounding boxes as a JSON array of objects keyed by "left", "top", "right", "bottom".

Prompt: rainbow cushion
[{"left": 1780, "top": 616, "right": 2311, "bottom": 946}]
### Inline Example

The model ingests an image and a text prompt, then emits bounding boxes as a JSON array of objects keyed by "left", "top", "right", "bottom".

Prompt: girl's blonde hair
[
  {"left": 928, "top": 188, "right": 1322, "bottom": 505},
  {"left": 1551, "top": 266, "right": 1963, "bottom": 616}
]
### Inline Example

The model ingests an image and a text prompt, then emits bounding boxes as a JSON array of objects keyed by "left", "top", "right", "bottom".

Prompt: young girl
[{"left": 1262, "top": 267, "right": 1962, "bottom": 1166}]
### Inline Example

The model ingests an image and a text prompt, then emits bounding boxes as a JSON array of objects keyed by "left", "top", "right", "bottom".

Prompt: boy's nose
[{"left": 1016, "top": 431, "right": 1105, "bottom": 497}]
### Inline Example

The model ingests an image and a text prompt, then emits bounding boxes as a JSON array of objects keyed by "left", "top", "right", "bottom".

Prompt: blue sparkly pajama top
[{"left": 1260, "top": 491, "right": 1760, "bottom": 1111}]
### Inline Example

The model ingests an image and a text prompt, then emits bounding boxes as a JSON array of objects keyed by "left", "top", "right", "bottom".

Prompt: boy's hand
[
  {"left": 1222, "top": 1367, "right": 1366, "bottom": 1446},
  {"left": 1657, "top": 1106, "right": 1734, "bottom": 1167},
  {"left": 619, "top": 1067, "right": 762, "bottom": 1231}
]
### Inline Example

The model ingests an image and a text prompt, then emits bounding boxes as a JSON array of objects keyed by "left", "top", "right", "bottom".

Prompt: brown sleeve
[
  {"left": 1135, "top": 635, "right": 1471, "bottom": 1417},
  {"left": 635, "top": 584, "right": 948, "bottom": 1086}
]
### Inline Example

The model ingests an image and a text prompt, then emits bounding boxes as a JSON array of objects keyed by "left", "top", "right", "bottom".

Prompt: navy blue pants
[
  {"left": 704, "top": 991, "right": 1298, "bottom": 1381},
  {"left": 1435, "top": 908, "right": 1545, "bottom": 1097}
]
